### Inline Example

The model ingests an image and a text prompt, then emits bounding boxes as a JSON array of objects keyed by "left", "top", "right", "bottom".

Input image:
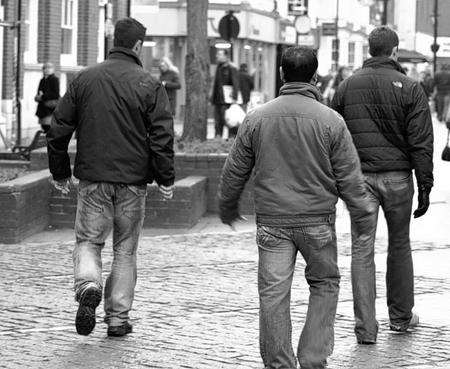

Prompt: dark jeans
[
  {"left": 74, "top": 180, "right": 146, "bottom": 327},
  {"left": 214, "top": 104, "right": 238, "bottom": 138},
  {"left": 351, "top": 171, "right": 414, "bottom": 341},
  {"left": 257, "top": 216, "right": 340, "bottom": 369}
]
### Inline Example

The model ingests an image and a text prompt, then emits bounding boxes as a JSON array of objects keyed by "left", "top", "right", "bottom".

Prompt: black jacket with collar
[
  {"left": 331, "top": 57, "right": 433, "bottom": 189},
  {"left": 47, "top": 47, "right": 175, "bottom": 186}
]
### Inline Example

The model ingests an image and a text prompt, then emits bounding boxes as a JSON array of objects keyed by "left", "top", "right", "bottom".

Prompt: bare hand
[
  {"left": 227, "top": 215, "right": 248, "bottom": 231},
  {"left": 51, "top": 177, "right": 72, "bottom": 195},
  {"left": 158, "top": 184, "right": 174, "bottom": 200}
]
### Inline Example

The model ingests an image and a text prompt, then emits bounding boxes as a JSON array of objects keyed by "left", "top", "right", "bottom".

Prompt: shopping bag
[
  {"left": 225, "top": 103, "right": 246, "bottom": 129},
  {"left": 222, "top": 85, "right": 243, "bottom": 105}
]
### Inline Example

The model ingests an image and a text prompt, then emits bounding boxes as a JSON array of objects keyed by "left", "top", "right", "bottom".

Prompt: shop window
[
  {"left": 61, "top": 0, "right": 74, "bottom": 55},
  {"left": 348, "top": 42, "right": 355, "bottom": 69}
]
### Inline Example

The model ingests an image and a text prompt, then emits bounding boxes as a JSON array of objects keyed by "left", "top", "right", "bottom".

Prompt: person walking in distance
[
  {"left": 238, "top": 63, "right": 254, "bottom": 112},
  {"left": 331, "top": 26, "right": 434, "bottom": 343},
  {"left": 218, "top": 46, "right": 374, "bottom": 369},
  {"left": 47, "top": 18, "right": 174, "bottom": 337},
  {"left": 159, "top": 56, "right": 181, "bottom": 117},
  {"left": 35, "top": 62, "right": 60, "bottom": 133},
  {"left": 211, "top": 49, "right": 240, "bottom": 138}
]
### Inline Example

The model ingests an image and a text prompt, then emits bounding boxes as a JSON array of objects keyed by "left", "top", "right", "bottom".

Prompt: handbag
[
  {"left": 441, "top": 129, "right": 450, "bottom": 161},
  {"left": 43, "top": 99, "right": 59, "bottom": 109},
  {"left": 225, "top": 103, "right": 246, "bottom": 128}
]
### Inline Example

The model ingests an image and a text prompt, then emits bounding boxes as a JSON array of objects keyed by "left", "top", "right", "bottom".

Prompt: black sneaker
[
  {"left": 390, "top": 313, "right": 419, "bottom": 333},
  {"left": 107, "top": 321, "right": 133, "bottom": 337},
  {"left": 75, "top": 286, "right": 102, "bottom": 336}
]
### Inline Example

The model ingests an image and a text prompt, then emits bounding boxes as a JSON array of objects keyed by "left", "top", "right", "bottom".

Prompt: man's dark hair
[
  {"left": 368, "top": 26, "right": 399, "bottom": 57},
  {"left": 113, "top": 18, "right": 146, "bottom": 49},
  {"left": 281, "top": 46, "right": 318, "bottom": 83}
]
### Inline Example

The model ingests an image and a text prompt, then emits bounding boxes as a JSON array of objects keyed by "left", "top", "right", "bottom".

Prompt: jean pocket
[
  {"left": 383, "top": 172, "right": 412, "bottom": 184},
  {"left": 303, "top": 224, "right": 335, "bottom": 249},
  {"left": 78, "top": 180, "right": 100, "bottom": 197},
  {"left": 127, "top": 185, "right": 147, "bottom": 197}
]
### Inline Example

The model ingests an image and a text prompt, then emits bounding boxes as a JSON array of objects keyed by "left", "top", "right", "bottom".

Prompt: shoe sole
[{"left": 75, "top": 288, "right": 102, "bottom": 336}]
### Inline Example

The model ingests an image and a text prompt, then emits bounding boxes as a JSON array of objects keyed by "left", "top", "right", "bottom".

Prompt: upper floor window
[{"left": 61, "top": 0, "right": 74, "bottom": 54}]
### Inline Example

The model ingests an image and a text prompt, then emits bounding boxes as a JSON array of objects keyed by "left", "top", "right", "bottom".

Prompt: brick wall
[
  {"left": 111, "top": 0, "right": 130, "bottom": 22},
  {"left": 0, "top": 170, "right": 50, "bottom": 244},
  {"left": 77, "top": 1, "right": 100, "bottom": 66},
  {"left": 37, "top": 0, "right": 62, "bottom": 69}
]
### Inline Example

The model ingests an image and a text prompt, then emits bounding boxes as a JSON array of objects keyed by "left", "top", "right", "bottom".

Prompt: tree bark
[{"left": 182, "top": 0, "right": 210, "bottom": 141}]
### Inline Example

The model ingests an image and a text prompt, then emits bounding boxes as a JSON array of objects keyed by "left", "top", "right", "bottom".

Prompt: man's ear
[
  {"left": 390, "top": 46, "right": 399, "bottom": 61},
  {"left": 279, "top": 66, "right": 284, "bottom": 83},
  {"left": 133, "top": 40, "right": 143, "bottom": 56}
]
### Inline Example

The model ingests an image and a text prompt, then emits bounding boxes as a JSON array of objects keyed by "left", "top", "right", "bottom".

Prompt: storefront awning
[{"left": 397, "top": 49, "right": 429, "bottom": 64}]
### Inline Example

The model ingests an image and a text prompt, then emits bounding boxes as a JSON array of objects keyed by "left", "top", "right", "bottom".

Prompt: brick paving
[{"left": 1, "top": 230, "right": 450, "bottom": 369}]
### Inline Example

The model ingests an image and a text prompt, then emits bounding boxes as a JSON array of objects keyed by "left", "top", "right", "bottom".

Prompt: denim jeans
[
  {"left": 73, "top": 180, "right": 146, "bottom": 327},
  {"left": 351, "top": 171, "right": 414, "bottom": 341},
  {"left": 257, "top": 216, "right": 340, "bottom": 369}
]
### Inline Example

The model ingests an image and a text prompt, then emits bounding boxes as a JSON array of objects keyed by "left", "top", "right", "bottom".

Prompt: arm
[
  {"left": 406, "top": 83, "right": 434, "bottom": 190},
  {"left": 147, "top": 84, "right": 175, "bottom": 186},
  {"left": 329, "top": 117, "right": 375, "bottom": 224},
  {"left": 42, "top": 76, "right": 60, "bottom": 101},
  {"left": 163, "top": 72, "right": 181, "bottom": 90},
  {"left": 47, "top": 77, "right": 78, "bottom": 180},
  {"left": 218, "top": 118, "right": 255, "bottom": 224}
]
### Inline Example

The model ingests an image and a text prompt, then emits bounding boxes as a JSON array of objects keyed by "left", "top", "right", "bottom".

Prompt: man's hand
[
  {"left": 51, "top": 177, "right": 72, "bottom": 195},
  {"left": 158, "top": 184, "right": 173, "bottom": 200},
  {"left": 413, "top": 186, "right": 431, "bottom": 218},
  {"left": 220, "top": 207, "right": 247, "bottom": 231}
]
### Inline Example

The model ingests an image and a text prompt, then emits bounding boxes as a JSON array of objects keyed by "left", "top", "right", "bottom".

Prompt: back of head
[
  {"left": 113, "top": 17, "right": 146, "bottom": 49},
  {"left": 281, "top": 46, "right": 318, "bottom": 83},
  {"left": 368, "top": 26, "right": 399, "bottom": 57}
]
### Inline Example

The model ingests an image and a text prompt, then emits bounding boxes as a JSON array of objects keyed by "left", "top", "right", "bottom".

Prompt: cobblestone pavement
[{"left": 1, "top": 227, "right": 450, "bottom": 369}]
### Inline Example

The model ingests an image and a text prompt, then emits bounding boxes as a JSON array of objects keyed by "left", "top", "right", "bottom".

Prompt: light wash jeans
[
  {"left": 73, "top": 180, "right": 146, "bottom": 327},
  {"left": 351, "top": 171, "right": 414, "bottom": 341},
  {"left": 257, "top": 215, "right": 340, "bottom": 369}
]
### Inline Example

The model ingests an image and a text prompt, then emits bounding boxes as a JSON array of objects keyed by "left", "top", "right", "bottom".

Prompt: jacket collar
[
  {"left": 362, "top": 57, "right": 405, "bottom": 75},
  {"left": 279, "top": 82, "right": 322, "bottom": 102},
  {"left": 108, "top": 47, "right": 143, "bottom": 67}
]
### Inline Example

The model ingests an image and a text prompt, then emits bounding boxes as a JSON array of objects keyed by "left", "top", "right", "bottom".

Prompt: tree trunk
[{"left": 182, "top": 0, "right": 209, "bottom": 141}]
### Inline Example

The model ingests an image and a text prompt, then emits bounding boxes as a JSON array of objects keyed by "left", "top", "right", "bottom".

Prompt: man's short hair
[
  {"left": 368, "top": 26, "right": 399, "bottom": 57},
  {"left": 113, "top": 18, "right": 146, "bottom": 49},
  {"left": 281, "top": 46, "right": 318, "bottom": 83}
]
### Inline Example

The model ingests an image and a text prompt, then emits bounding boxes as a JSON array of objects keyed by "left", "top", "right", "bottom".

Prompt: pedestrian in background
[
  {"left": 159, "top": 56, "right": 181, "bottom": 117},
  {"left": 35, "top": 62, "right": 59, "bottom": 133},
  {"left": 211, "top": 49, "right": 240, "bottom": 138},
  {"left": 238, "top": 63, "right": 254, "bottom": 112},
  {"left": 47, "top": 18, "right": 174, "bottom": 337},
  {"left": 433, "top": 64, "right": 450, "bottom": 122},
  {"left": 332, "top": 26, "right": 434, "bottom": 344},
  {"left": 218, "top": 46, "right": 374, "bottom": 369},
  {"left": 323, "top": 66, "right": 351, "bottom": 105}
]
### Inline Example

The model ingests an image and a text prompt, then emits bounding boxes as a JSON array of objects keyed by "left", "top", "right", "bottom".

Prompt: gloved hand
[
  {"left": 413, "top": 186, "right": 431, "bottom": 218},
  {"left": 220, "top": 206, "right": 246, "bottom": 230}
]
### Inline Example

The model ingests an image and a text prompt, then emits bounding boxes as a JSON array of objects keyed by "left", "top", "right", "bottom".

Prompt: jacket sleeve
[
  {"left": 46, "top": 77, "right": 77, "bottom": 180},
  {"left": 218, "top": 118, "right": 255, "bottom": 217},
  {"left": 42, "top": 76, "right": 60, "bottom": 101},
  {"left": 146, "top": 84, "right": 175, "bottom": 186},
  {"left": 329, "top": 117, "right": 375, "bottom": 222},
  {"left": 163, "top": 72, "right": 181, "bottom": 90},
  {"left": 405, "top": 83, "right": 434, "bottom": 189}
]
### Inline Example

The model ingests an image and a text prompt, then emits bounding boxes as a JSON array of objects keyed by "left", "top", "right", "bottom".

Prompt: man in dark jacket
[
  {"left": 331, "top": 26, "right": 434, "bottom": 343},
  {"left": 35, "top": 62, "right": 60, "bottom": 133},
  {"left": 47, "top": 18, "right": 174, "bottom": 337},
  {"left": 211, "top": 49, "right": 240, "bottom": 138},
  {"left": 238, "top": 63, "right": 254, "bottom": 111},
  {"left": 218, "top": 46, "right": 374, "bottom": 369}
]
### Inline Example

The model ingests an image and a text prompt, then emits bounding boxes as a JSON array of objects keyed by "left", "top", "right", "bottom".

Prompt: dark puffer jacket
[
  {"left": 47, "top": 47, "right": 174, "bottom": 186},
  {"left": 331, "top": 57, "right": 433, "bottom": 189}
]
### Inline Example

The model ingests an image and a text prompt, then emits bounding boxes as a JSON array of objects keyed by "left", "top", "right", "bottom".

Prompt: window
[
  {"left": 23, "top": 0, "right": 30, "bottom": 52},
  {"left": 363, "top": 44, "right": 369, "bottom": 61},
  {"left": 348, "top": 42, "right": 355, "bottom": 69},
  {"left": 61, "top": 0, "right": 74, "bottom": 54}
]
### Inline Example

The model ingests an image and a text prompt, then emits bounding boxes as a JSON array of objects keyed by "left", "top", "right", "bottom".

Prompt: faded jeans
[
  {"left": 73, "top": 180, "right": 146, "bottom": 327},
  {"left": 257, "top": 215, "right": 340, "bottom": 369},
  {"left": 351, "top": 171, "right": 414, "bottom": 341}
]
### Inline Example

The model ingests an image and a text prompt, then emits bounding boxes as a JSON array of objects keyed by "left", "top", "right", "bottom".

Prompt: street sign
[
  {"left": 294, "top": 15, "right": 311, "bottom": 35},
  {"left": 322, "top": 22, "right": 337, "bottom": 36},
  {"left": 297, "top": 34, "right": 315, "bottom": 47},
  {"left": 218, "top": 11, "right": 240, "bottom": 41},
  {"left": 288, "top": 0, "right": 308, "bottom": 16}
]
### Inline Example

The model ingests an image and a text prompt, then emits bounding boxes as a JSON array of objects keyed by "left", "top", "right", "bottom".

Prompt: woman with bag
[
  {"left": 159, "top": 57, "right": 181, "bottom": 117},
  {"left": 35, "top": 62, "right": 60, "bottom": 133}
]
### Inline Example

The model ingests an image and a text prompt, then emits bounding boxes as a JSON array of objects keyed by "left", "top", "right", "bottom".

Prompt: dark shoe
[
  {"left": 357, "top": 338, "right": 376, "bottom": 345},
  {"left": 390, "top": 313, "right": 419, "bottom": 333},
  {"left": 75, "top": 287, "right": 102, "bottom": 336},
  {"left": 107, "top": 321, "right": 133, "bottom": 337}
]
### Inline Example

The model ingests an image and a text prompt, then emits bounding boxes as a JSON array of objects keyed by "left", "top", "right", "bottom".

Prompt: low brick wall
[
  {"left": 31, "top": 147, "right": 255, "bottom": 215},
  {"left": 50, "top": 176, "right": 207, "bottom": 229},
  {"left": 0, "top": 160, "right": 31, "bottom": 171},
  {"left": 0, "top": 169, "right": 51, "bottom": 244}
]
